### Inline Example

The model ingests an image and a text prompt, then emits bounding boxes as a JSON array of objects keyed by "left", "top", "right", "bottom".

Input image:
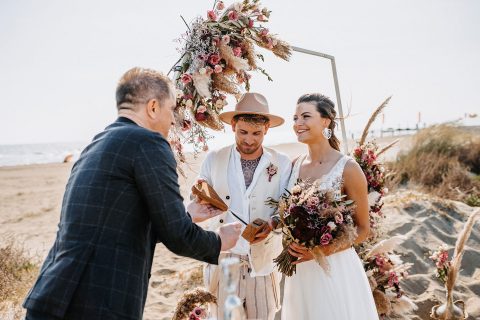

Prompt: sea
[{"left": 0, "top": 141, "right": 88, "bottom": 167}]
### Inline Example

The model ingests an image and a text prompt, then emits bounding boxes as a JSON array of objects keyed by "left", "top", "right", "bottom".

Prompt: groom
[
  {"left": 189, "top": 93, "right": 291, "bottom": 320},
  {"left": 23, "top": 67, "right": 242, "bottom": 320}
]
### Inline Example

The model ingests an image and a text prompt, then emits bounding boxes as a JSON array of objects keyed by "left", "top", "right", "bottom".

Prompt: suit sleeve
[{"left": 134, "top": 135, "right": 221, "bottom": 265}]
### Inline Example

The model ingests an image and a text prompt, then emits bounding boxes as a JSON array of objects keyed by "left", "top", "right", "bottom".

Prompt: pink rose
[
  {"left": 207, "top": 10, "right": 217, "bottom": 21},
  {"left": 214, "top": 65, "right": 223, "bottom": 73},
  {"left": 260, "top": 28, "right": 269, "bottom": 36},
  {"left": 216, "top": 1, "right": 225, "bottom": 10},
  {"left": 197, "top": 105, "right": 207, "bottom": 113},
  {"left": 320, "top": 233, "right": 332, "bottom": 246},
  {"left": 198, "top": 136, "right": 205, "bottom": 143},
  {"left": 181, "top": 73, "right": 192, "bottom": 84},
  {"left": 334, "top": 212, "right": 343, "bottom": 224},
  {"left": 306, "top": 196, "right": 320, "bottom": 208},
  {"left": 228, "top": 10, "right": 239, "bottom": 21},
  {"left": 232, "top": 47, "right": 242, "bottom": 57},
  {"left": 248, "top": 18, "right": 254, "bottom": 28},
  {"left": 212, "top": 37, "right": 220, "bottom": 47},
  {"left": 208, "top": 53, "right": 221, "bottom": 65},
  {"left": 221, "top": 35, "right": 230, "bottom": 44},
  {"left": 257, "top": 14, "right": 266, "bottom": 21}
]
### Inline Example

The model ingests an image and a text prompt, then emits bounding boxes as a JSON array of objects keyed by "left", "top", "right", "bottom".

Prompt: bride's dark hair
[{"left": 297, "top": 93, "right": 340, "bottom": 151}]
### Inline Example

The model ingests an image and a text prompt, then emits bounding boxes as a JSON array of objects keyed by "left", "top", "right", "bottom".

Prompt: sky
[{"left": 1, "top": 0, "right": 479, "bottom": 147}]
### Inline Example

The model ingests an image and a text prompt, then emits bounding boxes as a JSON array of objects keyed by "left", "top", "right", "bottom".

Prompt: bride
[{"left": 281, "top": 93, "right": 378, "bottom": 319}]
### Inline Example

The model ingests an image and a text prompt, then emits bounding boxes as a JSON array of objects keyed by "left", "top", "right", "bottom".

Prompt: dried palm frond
[
  {"left": 365, "top": 235, "right": 405, "bottom": 259},
  {"left": 212, "top": 73, "right": 240, "bottom": 95},
  {"left": 359, "top": 96, "right": 392, "bottom": 146},
  {"left": 172, "top": 288, "right": 217, "bottom": 320},
  {"left": 391, "top": 295, "right": 418, "bottom": 315},
  {"left": 376, "top": 139, "right": 400, "bottom": 157},
  {"left": 192, "top": 72, "right": 212, "bottom": 99}
]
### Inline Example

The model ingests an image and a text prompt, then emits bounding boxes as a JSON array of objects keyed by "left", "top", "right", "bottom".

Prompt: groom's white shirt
[{"left": 199, "top": 145, "right": 291, "bottom": 276}]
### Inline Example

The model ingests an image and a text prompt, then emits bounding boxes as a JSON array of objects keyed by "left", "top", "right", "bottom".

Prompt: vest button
[
  {"left": 219, "top": 219, "right": 224, "bottom": 223},
  {"left": 226, "top": 196, "right": 230, "bottom": 200}
]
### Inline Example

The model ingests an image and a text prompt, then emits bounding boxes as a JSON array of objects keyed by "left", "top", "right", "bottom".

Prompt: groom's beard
[{"left": 237, "top": 142, "right": 261, "bottom": 155}]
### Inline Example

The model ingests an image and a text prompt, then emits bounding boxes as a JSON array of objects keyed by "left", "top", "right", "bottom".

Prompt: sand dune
[{"left": 0, "top": 141, "right": 478, "bottom": 319}]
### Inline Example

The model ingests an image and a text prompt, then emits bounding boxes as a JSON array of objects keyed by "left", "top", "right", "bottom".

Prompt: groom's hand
[
  {"left": 218, "top": 222, "right": 242, "bottom": 251},
  {"left": 251, "top": 223, "right": 272, "bottom": 244},
  {"left": 187, "top": 200, "right": 223, "bottom": 223}
]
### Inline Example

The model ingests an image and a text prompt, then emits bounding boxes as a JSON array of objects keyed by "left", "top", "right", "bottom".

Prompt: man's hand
[
  {"left": 251, "top": 223, "right": 272, "bottom": 244},
  {"left": 218, "top": 222, "right": 242, "bottom": 251},
  {"left": 187, "top": 200, "right": 223, "bottom": 223}
]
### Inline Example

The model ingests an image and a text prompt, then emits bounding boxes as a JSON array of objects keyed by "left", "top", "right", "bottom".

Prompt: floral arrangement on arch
[
  {"left": 170, "top": 0, "right": 291, "bottom": 162},
  {"left": 267, "top": 179, "right": 358, "bottom": 276}
]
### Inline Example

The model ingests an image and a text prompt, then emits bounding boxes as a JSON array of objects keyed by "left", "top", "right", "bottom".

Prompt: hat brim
[{"left": 219, "top": 111, "right": 285, "bottom": 128}]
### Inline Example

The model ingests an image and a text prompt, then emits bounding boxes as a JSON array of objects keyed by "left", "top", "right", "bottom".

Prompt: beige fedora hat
[{"left": 219, "top": 92, "right": 285, "bottom": 127}]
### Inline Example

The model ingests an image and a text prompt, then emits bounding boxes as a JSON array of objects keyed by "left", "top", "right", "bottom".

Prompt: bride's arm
[{"left": 343, "top": 160, "right": 370, "bottom": 245}]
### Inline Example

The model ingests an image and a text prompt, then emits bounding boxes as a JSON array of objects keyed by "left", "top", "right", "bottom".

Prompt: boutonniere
[{"left": 267, "top": 163, "right": 278, "bottom": 182}]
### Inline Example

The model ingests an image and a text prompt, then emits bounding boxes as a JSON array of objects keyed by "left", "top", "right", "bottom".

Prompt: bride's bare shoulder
[{"left": 343, "top": 158, "right": 367, "bottom": 186}]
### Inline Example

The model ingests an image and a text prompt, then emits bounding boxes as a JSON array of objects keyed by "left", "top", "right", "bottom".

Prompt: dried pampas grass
[
  {"left": 365, "top": 235, "right": 406, "bottom": 258},
  {"left": 359, "top": 96, "right": 392, "bottom": 146},
  {"left": 373, "top": 289, "right": 392, "bottom": 316},
  {"left": 212, "top": 73, "right": 240, "bottom": 95},
  {"left": 219, "top": 43, "right": 250, "bottom": 73}
]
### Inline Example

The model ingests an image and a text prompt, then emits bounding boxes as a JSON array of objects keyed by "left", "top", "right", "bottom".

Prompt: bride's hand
[{"left": 288, "top": 243, "right": 314, "bottom": 265}]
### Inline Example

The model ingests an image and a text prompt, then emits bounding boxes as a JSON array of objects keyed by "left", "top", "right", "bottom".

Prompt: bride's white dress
[{"left": 281, "top": 154, "right": 379, "bottom": 320}]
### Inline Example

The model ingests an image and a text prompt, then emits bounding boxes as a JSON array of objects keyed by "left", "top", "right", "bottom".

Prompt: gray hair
[{"left": 115, "top": 67, "right": 174, "bottom": 111}]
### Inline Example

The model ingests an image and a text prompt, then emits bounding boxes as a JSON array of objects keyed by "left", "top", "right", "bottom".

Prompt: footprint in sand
[{"left": 154, "top": 269, "right": 176, "bottom": 276}]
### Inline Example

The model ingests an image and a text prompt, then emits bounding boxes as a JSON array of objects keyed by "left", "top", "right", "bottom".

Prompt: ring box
[
  {"left": 241, "top": 218, "right": 268, "bottom": 243},
  {"left": 191, "top": 181, "right": 228, "bottom": 211}
]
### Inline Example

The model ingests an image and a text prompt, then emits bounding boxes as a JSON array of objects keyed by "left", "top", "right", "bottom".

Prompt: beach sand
[{"left": 1, "top": 139, "right": 478, "bottom": 320}]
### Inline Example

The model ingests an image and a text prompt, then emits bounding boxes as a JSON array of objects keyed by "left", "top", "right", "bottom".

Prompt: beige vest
[
  {"left": 207, "top": 145, "right": 281, "bottom": 230},
  {"left": 204, "top": 145, "right": 283, "bottom": 292}
]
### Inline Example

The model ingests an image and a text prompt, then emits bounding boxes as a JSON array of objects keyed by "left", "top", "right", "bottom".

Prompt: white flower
[
  {"left": 215, "top": 99, "right": 225, "bottom": 108},
  {"left": 291, "top": 185, "right": 302, "bottom": 195},
  {"left": 176, "top": 89, "right": 183, "bottom": 99},
  {"left": 185, "top": 99, "right": 193, "bottom": 108},
  {"left": 327, "top": 221, "right": 337, "bottom": 231},
  {"left": 233, "top": 2, "right": 243, "bottom": 12},
  {"left": 199, "top": 67, "right": 207, "bottom": 75},
  {"left": 383, "top": 187, "right": 389, "bottom": 194},
  {"left": 367, "top": 191, "right": 381, "bottom": 207}
]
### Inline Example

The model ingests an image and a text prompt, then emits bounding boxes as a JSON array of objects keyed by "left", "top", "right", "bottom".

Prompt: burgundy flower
[
  {"left": 195, "top": 112, "right": 208, "bottom": 121},
  {"left": 320, "top": 233, "right": 332, "bottom": 246}
]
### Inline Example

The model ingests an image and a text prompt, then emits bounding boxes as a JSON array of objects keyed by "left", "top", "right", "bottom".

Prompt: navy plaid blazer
[{"left": 23, "top": 117, "right": 221, "bottom": 319}]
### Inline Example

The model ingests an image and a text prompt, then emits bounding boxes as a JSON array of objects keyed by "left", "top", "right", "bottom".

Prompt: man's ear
[
  {"left": 231, "top": 120, "right": 237, "bottom": 132},
  {"left": 146, "top": 99, "right": 158, "bottom": 119},
  {"left": 264, "top": 123, "right": 271, "bottom": 135}
]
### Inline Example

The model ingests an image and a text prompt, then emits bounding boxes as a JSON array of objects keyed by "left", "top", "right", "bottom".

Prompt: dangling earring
[{"left": 322, "top": 127, "right": 332, "bottom": 140}]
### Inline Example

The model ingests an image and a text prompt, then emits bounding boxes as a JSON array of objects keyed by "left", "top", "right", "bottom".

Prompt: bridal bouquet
[
  {"left": 170, "top": 0, "right": 291, "bottom": 160},
  {"left": 267, "top": 180, "right": 358, "bottom": 276}
]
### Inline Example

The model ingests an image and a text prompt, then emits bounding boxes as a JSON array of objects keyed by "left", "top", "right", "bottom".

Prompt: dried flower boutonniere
[{"left": 267, "top": 163, "right": 278, "bottom": 182}]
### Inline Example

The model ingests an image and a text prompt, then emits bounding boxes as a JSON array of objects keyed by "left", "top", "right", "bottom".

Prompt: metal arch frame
[{"left": 291, "top": 46, "right": 349, "bottom": 154}]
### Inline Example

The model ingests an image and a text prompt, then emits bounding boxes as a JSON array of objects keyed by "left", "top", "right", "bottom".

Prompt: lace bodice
[{"left": 287, "top": 154, "right": 351, "bottom": 200}]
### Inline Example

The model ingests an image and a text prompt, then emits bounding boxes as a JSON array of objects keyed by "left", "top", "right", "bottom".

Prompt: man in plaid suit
[{"left": 23, "top": 68, "right": 242, "bottom": 320}]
